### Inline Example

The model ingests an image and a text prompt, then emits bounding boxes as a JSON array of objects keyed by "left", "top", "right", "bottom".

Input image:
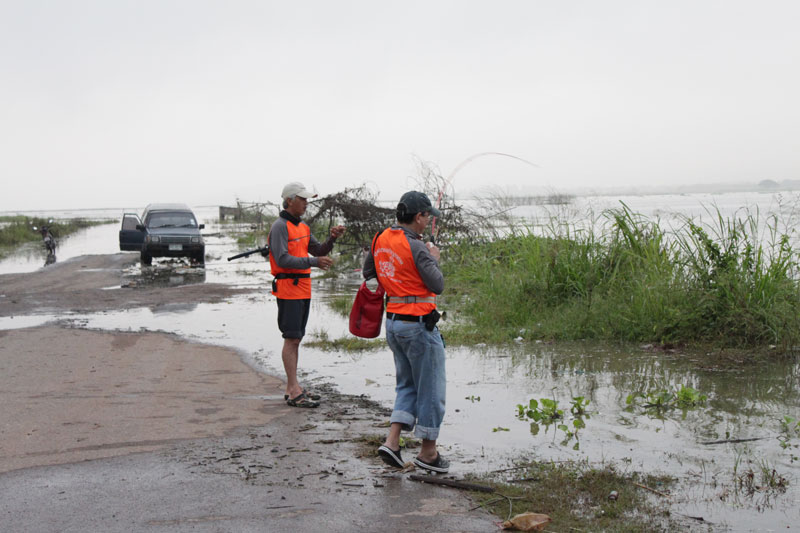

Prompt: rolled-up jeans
[{"left": 385, "top": 316, "right": 446, "bottom": 440}]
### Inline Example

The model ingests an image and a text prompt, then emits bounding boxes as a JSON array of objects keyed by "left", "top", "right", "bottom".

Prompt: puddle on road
[
  {"left": 120, "top": 262, "right": 208, "bottom": 288},
  {"left": 0, "top": 314, "right": 60, "bottom": 330},
  {"left": 3, "top": 211, "right": 800, "bottom": 530}
]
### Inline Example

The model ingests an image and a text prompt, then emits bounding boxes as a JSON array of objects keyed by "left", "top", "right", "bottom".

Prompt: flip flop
[
  {"left": 414, "top": 453, "right": 450, "bottom": 473},
  {"left": 286, "top": 392, "right": 319, "bottom": 408},
  {"left": 377, "top": 445, "right": 405, "bottom": 468},
  {"left": 284, "top": 389, "right": 321, "bottom": 401}
]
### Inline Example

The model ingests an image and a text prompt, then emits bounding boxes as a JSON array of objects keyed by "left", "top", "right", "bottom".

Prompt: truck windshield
[{"left": 148, "top": 213, "right": 197, "bottom": 228}]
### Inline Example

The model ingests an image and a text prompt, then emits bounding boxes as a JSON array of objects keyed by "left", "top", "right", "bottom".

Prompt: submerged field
[{"left": 0, "top": 216, "right": 112, "bottom": 259}]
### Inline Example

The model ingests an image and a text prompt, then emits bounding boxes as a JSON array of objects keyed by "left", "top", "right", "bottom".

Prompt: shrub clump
[{"left": 443, "top": 204, "right": 800, "bottom": 350}]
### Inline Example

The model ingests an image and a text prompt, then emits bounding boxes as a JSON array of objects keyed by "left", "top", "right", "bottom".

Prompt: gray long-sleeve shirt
[
  {"left": 362, "top": 225, "right": 444, "bottom": 294},
  {"left": 268, "top": 211, "right": 335, "bottom": 269}
]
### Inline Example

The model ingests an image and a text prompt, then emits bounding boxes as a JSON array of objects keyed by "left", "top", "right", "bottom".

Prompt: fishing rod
[
  {"left": 227, "top": 245, "right": 269, "bottom": 261},
  {"left": 430, "top": 152, "right": 539, "bottom": 244}
]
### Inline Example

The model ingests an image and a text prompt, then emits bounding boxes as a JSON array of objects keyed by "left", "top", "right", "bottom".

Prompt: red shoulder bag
[{"left": 349, "top": 232, "right": 385, "bottom": 338}]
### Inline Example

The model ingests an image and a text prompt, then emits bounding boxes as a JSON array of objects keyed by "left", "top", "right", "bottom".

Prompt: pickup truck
[{"left": 119, "top": 203, "right": 205, "bottom": 266}]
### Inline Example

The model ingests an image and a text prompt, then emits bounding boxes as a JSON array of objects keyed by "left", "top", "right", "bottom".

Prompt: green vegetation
[
  {"left": 780, "top": 415, "right": 800, "bottom": 435},
  {"left": 516, "top": 396, "right": 591, "bottom": 448},
  {"left": 326, "top": 294, "right": 354, "bottom": 317},
  {"left": 356, "top": 433, "right": 419, "bottom": 460},
  {"left": 778, "top": 416, "right": 800, "bottom": 462},
  {"left": 442, "top": 204, "right": 800, "bottom": 350},
  {"left": 468, "top": 460, "right": 678, "bottom": 531},
  {"left": 516, "top": 398, "right": 564, "bottom": 424},
  {"left": 0, "top": 216, "right": 112, "bottom": 258},
  {"left": 732, "top": 455, "right": 789, "bottom": 495},
  {"left": 626, "top": 385, "right": 708, "bottom": 412},
  {"left": 305, "top": 331, "right": 384, "bottom": 352}
]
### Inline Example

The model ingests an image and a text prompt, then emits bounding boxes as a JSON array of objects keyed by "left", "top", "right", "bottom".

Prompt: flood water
[{"left": 2, "top": 196, "right": 799, "bottom": 531}]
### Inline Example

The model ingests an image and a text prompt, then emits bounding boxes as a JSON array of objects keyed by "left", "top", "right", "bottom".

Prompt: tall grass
[{"left": 443, "top": 204, "right": 800, "bottom": 350}]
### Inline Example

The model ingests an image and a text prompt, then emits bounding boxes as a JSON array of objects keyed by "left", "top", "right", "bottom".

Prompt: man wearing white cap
[{"left": 268, "top": 182, "right": 345, "bottom": 408}]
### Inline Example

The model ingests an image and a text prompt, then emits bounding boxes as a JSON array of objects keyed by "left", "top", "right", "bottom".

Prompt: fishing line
[{"left": 431, "top": 152, "right": 540, "bottom": 242}]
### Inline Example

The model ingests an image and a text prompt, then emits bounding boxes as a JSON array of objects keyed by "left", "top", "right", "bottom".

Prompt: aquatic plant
[
  {"left": 778, "top": 416, "right": 800, "bottom": 462},
  {"left": 626, "top": 385, "right": 708, "bottom": 412},
  {"left": 516, "top": 398, "right": 563, "bottom": 423},
  {"left": 570, "top": 396, "right": 590, "bottom": 416},
  {"left": 779, "top": 415, "right": 800, "bottom": 435},
  {"left": 516, "top": 396, "right": 590, "bottom": 448},
  {"left": 732, "top": 455, "right": 789, "bottom": 495}
]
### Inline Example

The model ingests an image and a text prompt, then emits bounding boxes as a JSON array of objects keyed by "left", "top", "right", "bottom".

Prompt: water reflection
[
  {"left": 44, "top": 252, "right": 56, "bottom": 266},
  {"left": 122, "top": 262, "right": 207, "bottom": 289},
  {"left": 492, "top": 342, "right": 800, "bottom": 441}
]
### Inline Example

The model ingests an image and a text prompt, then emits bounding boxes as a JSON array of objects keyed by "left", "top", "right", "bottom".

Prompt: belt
[
  {"left": 387, "top": 296, "right": 436, "bottom": 304},
  {"left": 386, "top": 312, "right": 424, "bottom": 322},
  {"left": 272, "top": 272, "right": 310, "bottom": 292},
  {"left": 274, "top": 273, "right": 310, "bottom": 280}
]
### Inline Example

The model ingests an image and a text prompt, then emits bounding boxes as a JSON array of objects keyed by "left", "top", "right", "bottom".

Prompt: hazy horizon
[{"left": 2, "top": 1, "right": 798, "bottom": 211}]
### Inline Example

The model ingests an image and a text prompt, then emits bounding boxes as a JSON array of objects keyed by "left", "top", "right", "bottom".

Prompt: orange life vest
[
  {"left": 373, "top": 228, "right": 436, "bottom": 315},
  {"left": 270, "top": 220, "right": 312, "bottom": 299}
]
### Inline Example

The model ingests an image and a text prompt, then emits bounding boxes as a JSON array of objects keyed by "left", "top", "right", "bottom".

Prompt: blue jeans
[{"left": 386, "top": 317, "right": 446, "bottom": 440}]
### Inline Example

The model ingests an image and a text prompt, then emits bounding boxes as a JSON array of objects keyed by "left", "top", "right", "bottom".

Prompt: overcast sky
[{"left": 1, "top": 1, "right": 798, "bottom": 211}]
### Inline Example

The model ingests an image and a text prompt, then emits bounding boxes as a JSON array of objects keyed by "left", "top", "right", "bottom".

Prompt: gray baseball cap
[
  {"left": 281, "top": 181, "right": 317, "bottom": 200},
  {"left": 397, "top": 191, "right": 441, "bottom": 217}
]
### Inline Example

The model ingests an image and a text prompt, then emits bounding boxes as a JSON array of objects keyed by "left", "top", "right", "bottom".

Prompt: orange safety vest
[
  {"left": 373, "top": 228, "right": 436, "bottom": 316},
  {"left": 269, "top": 220, "right": 312, "bottom": 299}
]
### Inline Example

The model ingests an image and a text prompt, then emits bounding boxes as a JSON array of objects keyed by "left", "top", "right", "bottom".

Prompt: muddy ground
[{"left": 0, "top": 254, "right": 496, "bottom": 532}]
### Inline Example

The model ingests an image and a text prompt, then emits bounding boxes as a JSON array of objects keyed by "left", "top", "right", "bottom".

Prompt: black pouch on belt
[{"left": 423, "top": 309, "right": 441, "bottom": 331}]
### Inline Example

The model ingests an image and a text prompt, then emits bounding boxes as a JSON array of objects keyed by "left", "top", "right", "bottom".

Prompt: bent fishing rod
[{"left": 430, "top": 151, "right": 539, "bottom": 245}]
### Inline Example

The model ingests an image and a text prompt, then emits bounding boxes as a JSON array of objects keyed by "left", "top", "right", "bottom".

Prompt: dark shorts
[{"left": 276, "top": 298, "right": 311, "bottom": 339}]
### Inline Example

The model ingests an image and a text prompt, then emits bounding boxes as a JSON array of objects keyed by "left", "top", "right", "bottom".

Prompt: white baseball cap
[{"left": 281, "top": 181, "right": 317, "bottom": 200}]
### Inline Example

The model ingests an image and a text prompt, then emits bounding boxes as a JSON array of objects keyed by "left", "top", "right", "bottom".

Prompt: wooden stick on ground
[
  {"left": 633, "top": 482, "right": 670, "bottom": 498},
  {"left": 409, "top": 474, "right": 495, "bottom": 493},
  {"left": 700, "top": 437, "right": 765, "bottom": 445}
]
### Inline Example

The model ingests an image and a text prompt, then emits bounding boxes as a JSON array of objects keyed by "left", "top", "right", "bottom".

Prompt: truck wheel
[
  {"left": 193, "top": 251, "right": 205, "bottom": 267},
  {"left": 140, "top": 251, "right": 152, "bottom": 266}
]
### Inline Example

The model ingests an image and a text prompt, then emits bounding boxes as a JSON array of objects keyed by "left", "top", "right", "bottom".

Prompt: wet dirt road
[{"left": 0, "top": 254, "right": 496, "bottom": 532}]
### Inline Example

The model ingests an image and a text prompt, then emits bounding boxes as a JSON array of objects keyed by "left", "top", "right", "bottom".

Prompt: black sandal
[
  {"left": 414, "top": 453, "right": 450, "bottom": 473},
  {"left": 377, "top": 445, "right": 405, "bottom": 468},
  {"left": 284, "top": 389, "right": 321, "bottom": 401},
  {"left": 286, "top": 392, "right": 320, "bottom": 408}
]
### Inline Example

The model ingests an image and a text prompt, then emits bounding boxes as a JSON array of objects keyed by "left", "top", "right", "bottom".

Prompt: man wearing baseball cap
[
  {"left": 268, "top": 181, "right": 345, "bottom": 408},
  {"left": 362, "top": 190, "right": 450, "bottom": 473}
]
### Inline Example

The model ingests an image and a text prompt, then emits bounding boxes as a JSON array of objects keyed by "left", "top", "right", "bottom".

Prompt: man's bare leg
[{"left": 282, "top": 338, "right": 303, "bottom": 399}]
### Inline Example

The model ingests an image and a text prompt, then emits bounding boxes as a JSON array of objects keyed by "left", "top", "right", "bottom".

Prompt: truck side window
[{"left": 122, "top": 215, "right": 140, "bottom": 231}]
